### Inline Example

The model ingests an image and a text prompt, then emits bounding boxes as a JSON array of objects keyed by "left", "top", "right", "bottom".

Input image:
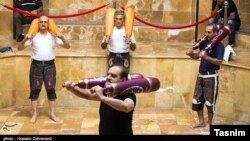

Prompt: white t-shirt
[
  {"left": 102, "top": 26, "right": 136, "bottom": 53},
  {"left": 24, "top": 32, "right": 63, "bottom": 61}
]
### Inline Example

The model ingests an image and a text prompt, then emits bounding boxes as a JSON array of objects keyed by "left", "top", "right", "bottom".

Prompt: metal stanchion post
[
  {"left": 221, "top": 0, "right": 229, "bottom": 45},
  {"left": 113, "top": 0, "right": 116, "bottom": 9},
  {"left": 223, "top": 0, "right": 228, "bottom": 25}
]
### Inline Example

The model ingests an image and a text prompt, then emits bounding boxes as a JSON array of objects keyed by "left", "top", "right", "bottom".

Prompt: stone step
[{"left": 236, "top": 33, "right": 250, "bottom": 49}]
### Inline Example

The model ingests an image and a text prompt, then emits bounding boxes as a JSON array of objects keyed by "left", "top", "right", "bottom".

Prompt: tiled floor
[{"left": 0, "top": 106, "right": 245, "bottom": 135}]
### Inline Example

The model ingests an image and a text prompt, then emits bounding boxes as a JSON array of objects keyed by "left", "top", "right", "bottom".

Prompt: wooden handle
[
  {"left": 27, "top": 18, "right": 59, "bottom": 36},
  {"left": 48, "top": 19, "right": 59, "bottom": 36},
  {"left": 124, "top": 8, "right": 135, "bottom": 38},
  {"left": 104, "top": 8, "right": 116, "bottom": 36},
  {"left": 27, "top": 18, "right": 39, "bottom": 36}
]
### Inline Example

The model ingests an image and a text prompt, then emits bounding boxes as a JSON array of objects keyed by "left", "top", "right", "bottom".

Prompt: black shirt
[
  {"left": 99, "top": 93, "right": 136, "bottom": 135},
  {"left": 14, "top": 0, "right": 43, "bottom": 11}
]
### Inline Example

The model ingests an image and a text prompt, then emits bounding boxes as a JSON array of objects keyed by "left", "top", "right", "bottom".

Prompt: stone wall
[
  {"left": 1, "top": 55, "right": 250, "bottom": 123},
  {"left": 0, "top": 0, "right": 198, "bottom": 42},
  {"left": 0, "top": 0, "right": 13, "bottom": 41}
]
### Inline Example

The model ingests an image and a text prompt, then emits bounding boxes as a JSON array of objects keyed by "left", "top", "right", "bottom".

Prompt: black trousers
[
  {"left": 29, "top": 60, "right": 57, "bottom": 100},
  {"left": 108, "top": 52, "right": 130, "bottom": 72}
]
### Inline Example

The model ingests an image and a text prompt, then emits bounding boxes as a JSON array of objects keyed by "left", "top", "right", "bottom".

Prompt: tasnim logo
[{"left": 214, "top": 129, "right": 246, "bottom": 136}]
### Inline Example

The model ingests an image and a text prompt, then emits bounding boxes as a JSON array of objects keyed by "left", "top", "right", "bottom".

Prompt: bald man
[{"left": 18, "top": 16, "right": 70, "bottom": 123}]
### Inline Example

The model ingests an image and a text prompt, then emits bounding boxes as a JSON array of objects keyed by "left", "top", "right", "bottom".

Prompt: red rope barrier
[
  {"left": 1, "top": 3, "right": 108, "bottom": 18},
  {"left": 3, "top": 4, "right": 40, "bottom": 17},
  {"left": 1, "top": 2, "right": 220, "bottom": 30},
  {"left": 135, "top": 13, "right": 218, "bottom": 29},
  {"left": 121, "top": 6, "right": 220, "bottom": 30}
]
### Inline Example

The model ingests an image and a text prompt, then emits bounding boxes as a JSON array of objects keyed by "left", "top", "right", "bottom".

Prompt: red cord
[
  {"left": 121, "top": 6, "right": 219, "bottom": 30},
  {"left": 2, "top": 3, "right": 219, "bottom": 30},
  {"left": 134, "top": 13, "right": 218, "bottom": 29}
]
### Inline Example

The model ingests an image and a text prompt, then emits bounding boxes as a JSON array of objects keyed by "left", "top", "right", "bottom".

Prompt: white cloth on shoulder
[{"left": 223, "top": 45, "right": 236, "bottom": 61}]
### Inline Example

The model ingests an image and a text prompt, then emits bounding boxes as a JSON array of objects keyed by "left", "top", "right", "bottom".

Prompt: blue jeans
[{"left": 208, "top": 18, "right": 241, "bottom": 45}]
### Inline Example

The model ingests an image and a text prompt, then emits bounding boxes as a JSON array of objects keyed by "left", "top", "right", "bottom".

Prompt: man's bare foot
[
  {"left": 30, "top": 114, "right": 37, "bottom": 123},
  {"left": 50, "top": 114, "right": 60, "bottom": 122},
  {"left": 204, "top": 124, "right": 210, "bottom": 131},
  {"left": 192, "top": 122, "right": 206, "bottom": 128}
]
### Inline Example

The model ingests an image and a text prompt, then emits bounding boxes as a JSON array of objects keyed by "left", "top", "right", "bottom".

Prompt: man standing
[
  {"left": 13, "top": 0, "right": 43, "bottom": 42},
  {"left": 101, "top": 9, "right": 136, "bottom": 73},
  {"left": 18, "top": 16, "right": 70, "bottom": 123},
  {"left": 64, "top": 65, "right": 136, "bottom": 135},
  {"left": 186, "top": 24, "right": 225, "bottom": 130}
]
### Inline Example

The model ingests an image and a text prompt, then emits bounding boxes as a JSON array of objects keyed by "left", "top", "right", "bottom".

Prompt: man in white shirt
[
  {"left": 18, "top": 16, "right": 70, "bottom": 123},
  {"left": 101, "top": 9, "right": 136, "bottom": 72}
]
